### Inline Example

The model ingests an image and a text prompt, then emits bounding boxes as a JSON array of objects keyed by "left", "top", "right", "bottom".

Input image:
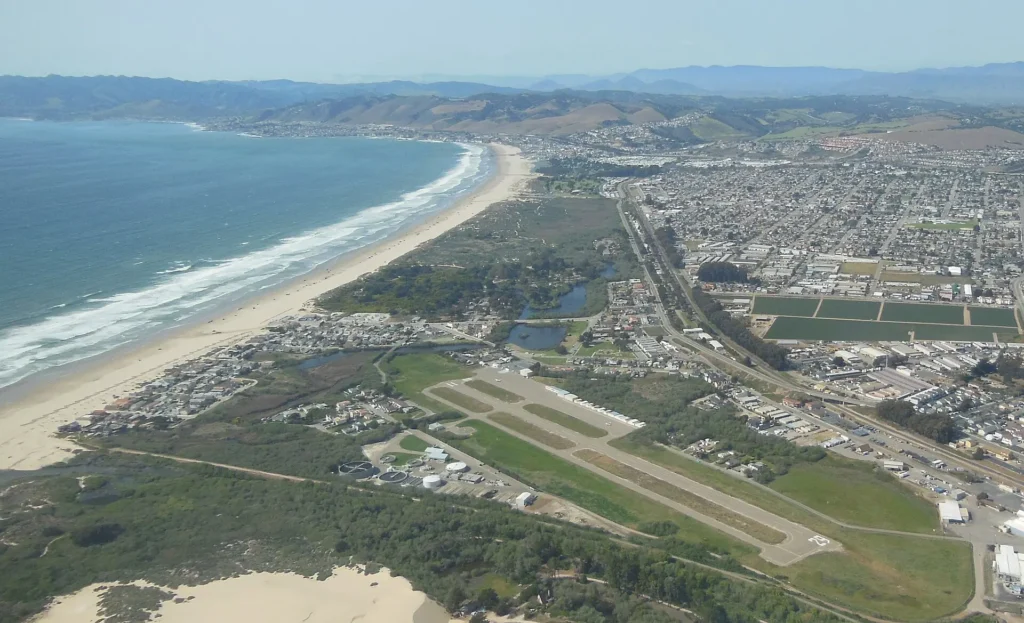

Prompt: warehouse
[
  {"left": 938, "top": 500, "right": 965, "bottom": 524},
  {"left": 996, "top": 545, "right": 1024, "bottom": 583}
]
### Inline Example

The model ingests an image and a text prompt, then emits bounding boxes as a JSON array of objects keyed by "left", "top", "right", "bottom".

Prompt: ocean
[{"left": 0, "top": 119, "right": 491, "bottom": 391}]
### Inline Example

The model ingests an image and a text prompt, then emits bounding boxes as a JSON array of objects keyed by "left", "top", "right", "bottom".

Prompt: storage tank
[
  {"left": 422, "top": 475, "right": 445, "bottom": 490},
  {"left": 445, "top": 461, "right": 469, "bottom": 473}
]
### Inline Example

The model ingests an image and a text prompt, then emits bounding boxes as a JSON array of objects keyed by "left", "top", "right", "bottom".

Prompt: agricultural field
[
  {"left": 430, "top": 387, "right": 493, "bottom": 413},
  {"left": 750, "top": 296, "right": 819, "bottom": 317},
  {"left": 448, "top": 420, "right": 752, "bottom": 553},
  {"left": 488, "top": 412, "right": 576, "bottom": 450},
  {"left": 465, "top": 379, "right": 523, "bottom": 403},
  {"left": 880, "top": 301, "right": 966, "bottom": 325},
  {"left": 524, "top": 403, "right": 608, "bottom": 438},
  {"left": 764, "top": 316, "right": 1012, "bottom": 342},
  {"left": 815, "top": 298, "right": 881, "bottom": 320},
  {"left": 969, "top": 306, "right": 1018, "bottom": 328}
]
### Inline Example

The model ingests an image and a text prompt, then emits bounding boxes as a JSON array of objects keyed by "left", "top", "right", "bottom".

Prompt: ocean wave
[{"left": 0, "top": 143, "right": 489, "bottom": 389}]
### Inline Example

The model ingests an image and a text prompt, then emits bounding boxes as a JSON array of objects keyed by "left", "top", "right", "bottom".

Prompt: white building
[
  {"left": 515, "top": 492, "right": 537, "bottom": 509},
  {"left": 938, "top": 500, "right": 965, "bottom": 524}
]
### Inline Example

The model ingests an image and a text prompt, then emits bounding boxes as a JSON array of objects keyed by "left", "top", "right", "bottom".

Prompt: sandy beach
[
  {"left": 0, "top": 142, "right": 533, "bottom": 471},
  {"left": 33, "top": 567, "right": 459, "bottom": 623}
]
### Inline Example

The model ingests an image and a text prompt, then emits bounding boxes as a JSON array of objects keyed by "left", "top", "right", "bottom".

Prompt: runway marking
[{"left": 809, "top": 535, "right": 830, "bottom": 547}]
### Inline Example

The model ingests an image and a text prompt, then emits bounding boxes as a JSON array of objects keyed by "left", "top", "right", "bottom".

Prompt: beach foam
[{"left": 0, "top": 143, "right": 487, "bottom": 390}]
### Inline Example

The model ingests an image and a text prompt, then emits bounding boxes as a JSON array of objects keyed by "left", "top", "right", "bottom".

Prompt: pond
[
  {"left": 506, "top": 324, "right": 567, "bottom": 350},
  {"left": 519, "top": 284, "right": 587, "bottom": 320}
]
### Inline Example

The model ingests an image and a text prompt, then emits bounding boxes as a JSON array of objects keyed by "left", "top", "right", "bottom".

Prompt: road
[
  {"left": 617, "top": 181, "right": 1024, "bottom": 490},
  {"left": 428, "top": 369, "right": 843, "bottom": 566}
]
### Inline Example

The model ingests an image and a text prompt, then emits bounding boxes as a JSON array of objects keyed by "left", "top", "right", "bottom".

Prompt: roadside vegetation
[{"left": 0, "top": 452, "right": 847, "bottom": 623}]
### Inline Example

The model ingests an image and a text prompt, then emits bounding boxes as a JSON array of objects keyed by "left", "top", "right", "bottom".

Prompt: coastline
[{"left": 0, "top": 142, "right": 534, "bottom": 471}]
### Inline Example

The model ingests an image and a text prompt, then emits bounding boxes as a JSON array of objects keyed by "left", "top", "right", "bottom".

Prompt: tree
[
  {"left": 445, "top": 585, "right": 467, "bottom": 612},
  {"left": 469, "top": 612, "right": 488, "bottom": 623},
  {"left": 696, "top": 262, "right": 749, "bottom": 284},
  {"left": 476, "top": 588, "right": 499, "bottom": 610}
]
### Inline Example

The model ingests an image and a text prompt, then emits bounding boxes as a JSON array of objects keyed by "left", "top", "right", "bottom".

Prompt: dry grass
[{"left": 574, "top": 449, "right": 787, "bottom": 545}]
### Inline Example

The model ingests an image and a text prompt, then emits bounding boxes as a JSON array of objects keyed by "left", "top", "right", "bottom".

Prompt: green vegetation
[
  {"left": 751, "top": 296, "right": 820, "bottom": 317},
  {"left": 398, "top": 435, "right": 430, "bottom": 452},
  {"left": 575, "top": 449, "right": 787, "bottom": 545},
  {"left": 488, "top": 412, "right": 575, "bottom": 450},
  {"left": 764, "top": 316, "right": 1010, "bottom": 342},
  {"left": 908, "top": 218, "right": 979, "bottom": 230},
  {"left": 969, "top": 306, "right": 1018, "bottom": 328},
  {"left": 881, "top": 301, "right": 966, "bottom": 325},
  {"left": 446, "top": 420, "right": 751, "bottom": 554},
  {"left": 382, "top": 353, "right": 471, "bottom": 414},
  {"left": 523, "top": 403, "right": 608, "bottom": 438},
  {"left": 611, "top": 439, "right": 973, "bottom": 620},
  {"left": 690, "top": 288, "right": 791, "bottom": 370},
  {"left": 0, "top": 452, "right": 844, "bottom": 623},
  {"left": 387, "top": 451, "right": 422, "bottom": 466},
  {"left": 697, "top": 261, "right": 750, "bottom": 283},
  {"left": 430, "top": 387, "right": 493, "bottom": 413},
  {"left": 815, "top": 298, "right": 880, "bottom": 321},
  {"left": 551, "top": 374, "right": 821, "bottom": 481},
  {"left": 769, "top": 456, "right": 939, "bottom": 533},
  {"left": 876, "top": 399, "right": 958, "bottom": 444},
  {"left": 839, "top": 262, "right": 880, "bottom": 276},
  {"left": 778, "top": 534, "right": 973, "bottom": 622},
  {"left": 465, "top": 379, "right": 523, "bottom": 403}
]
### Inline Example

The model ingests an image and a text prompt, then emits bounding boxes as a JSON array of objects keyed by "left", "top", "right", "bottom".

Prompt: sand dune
[{"left": 33, "top": 567, "right": 459, "bottom": 623}]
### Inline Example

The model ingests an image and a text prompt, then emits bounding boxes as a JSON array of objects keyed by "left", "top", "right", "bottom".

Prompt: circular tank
[
  {"left": 445, "top": 461, "right": 469, "bottom": 473},
  {"left": 379, "top": 470, "right": 409, "bottom": 483},
  {"left": 422, "top": 474, "right": 445, "bottom": 489},
  {"left": 337, "top": 461, "right": 377, "bottom": 479}
]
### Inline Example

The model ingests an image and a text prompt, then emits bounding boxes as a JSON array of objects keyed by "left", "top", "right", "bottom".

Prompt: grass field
[
  {"left": 470, "top": 573, "right": 520, "bottom": 599},
  {"left": 969, "top": 306, "right": 1018, "bottom": 328},
  {"left": 524, "top": 403, "right": 608, "bottom": 438},
  {"left": 815, "top": 298, "right": 881, "bottom": 320},
  {"left": 908, "top": 218, "right": 979, "bottom": 230},
  {"left": 778, "top": 533, "right": 973, "bottom": 621},
  {"left": 430, "top": 387, "right": 493, "bottom": 413},
  {"left": 769, "top": 456, "right": 939, "bottom": 534},
  {"left": 489, "top": 412, "right": 575, "bottom": 450},
  {"left": 881, "top": 301, "right": 965, "bottom": 325},
  {"left": 765, "top": 316, "right": 1010, "bottom": 342},
  {"left": 385, "top": 353, "right": 471, "bottom": 414},
  {"left": 839, "top": 262, "right": 879, "bottom": 275},
  {"left": 399, "top": 435, "right": 430, "bottom": 452},
  {"left": 575, "top": 449, "right": 787, "bottom": 545},
  {"left": 465, "top": 379, "right": 523, "bottom": 403},
  {"left": 751, "top": 296, "right": 820, "bottom": 317},
  {"left": 611, "top": 439, "right": 973, "bottom": 620},
  {"left": 449, "top": 420, "right": 751, "bottom": 553},
  {"left": 387, "top": 451, "right": 422, "bottom": 466}
]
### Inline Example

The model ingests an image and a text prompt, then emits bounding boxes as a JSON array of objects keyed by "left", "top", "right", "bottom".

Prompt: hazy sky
[{"left": 1, "top": 0, "right": 1022, "bottom": 82}]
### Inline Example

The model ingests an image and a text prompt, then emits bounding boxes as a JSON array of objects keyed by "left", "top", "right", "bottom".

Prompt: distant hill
[
  {"left": 0, "top": 75, "right": 521, "bottom": 120},
  {"left": 519, "top": 63, "right": 1024, "bottom": 104},
  {"left": 254, "top": 92, "right": 677, "bottom": 135}
]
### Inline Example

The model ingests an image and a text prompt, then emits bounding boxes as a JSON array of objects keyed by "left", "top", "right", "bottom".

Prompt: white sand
[
  {"left": 34, "top": 567, "right": 460, "bottom": 623},
  {"left": 0, "top": 143, "right": 534, "bottom": 471}
]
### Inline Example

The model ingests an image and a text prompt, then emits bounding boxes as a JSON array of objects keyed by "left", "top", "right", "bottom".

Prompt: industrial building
[
  {"left": 515, "top": 492, "right": 537, "bottom": 509},
  {"left": 996, "top": 545, "right": 1024, "bottom": 584},
  {"left": 938, "top": 500, "right": 966, "bottom": 524}
]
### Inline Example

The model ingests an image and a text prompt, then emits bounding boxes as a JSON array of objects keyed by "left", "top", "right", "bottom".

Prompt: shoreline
[{"left": 0, "top": 142, "right": 534, "bottom": 471}]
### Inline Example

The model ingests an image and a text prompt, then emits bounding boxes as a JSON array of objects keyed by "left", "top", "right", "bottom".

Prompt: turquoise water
[{"left": 0, "top": 120, "right": 491, "bottom": 389}]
